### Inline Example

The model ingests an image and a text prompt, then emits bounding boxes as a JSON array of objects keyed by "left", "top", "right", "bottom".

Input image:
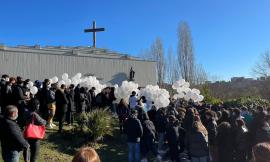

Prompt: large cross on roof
[{"left": 84, "top": 21, "right": 105, "bottom": 48}]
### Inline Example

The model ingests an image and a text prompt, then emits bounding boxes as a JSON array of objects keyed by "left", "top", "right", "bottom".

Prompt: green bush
[
  {"left": 224, "top": 96, "right": 270, "bottom": 109},
  {"left": 75, "top": 108, "right": 116, "bottom": 142},
  {"left": 200, "top": 84, "right": 223, "bottom": 106}
]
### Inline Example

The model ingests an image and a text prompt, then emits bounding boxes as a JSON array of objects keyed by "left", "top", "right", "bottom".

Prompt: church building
[{"left": 0, "top": 45, "right": 157, "bottom": 86}]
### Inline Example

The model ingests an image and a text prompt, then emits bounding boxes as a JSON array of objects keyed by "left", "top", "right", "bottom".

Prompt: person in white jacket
[{"left": 129, "top": 91, "right": 137, "bottom": 109}]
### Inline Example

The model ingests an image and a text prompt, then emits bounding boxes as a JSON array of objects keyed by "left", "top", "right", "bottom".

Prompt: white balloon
[
  {"left": 51, "top": 76, "right": 58, "bottom": 83},
  {"left": 184, "top": 95, "right": 190, "bottom": 101},
  {"left": 62, "top": 73, "right": 69, "bottom": 80},
  {"left": 30, "top": 86, "right": 38, "bottom": 95},
  {"left": 191, "top": 93, "right": 199, "bottom": 101},
  {"left": 191, "top": 88, "right": 200, "bottom": 95},
  {"left": 26, "top": 81, "right": 34, "bottom": 89},
  {"left": 75, "top": 73, "right": 82, "bottom": 79},
  {"left": 182, "top": 82, "right": 190, "bottom": 88},
  {"left": 28, "top": 81, "right": 34, "bottom": 87},
  {"left": 197, "top": 95, "right": 204, "bottom": 102},
  {"left": 66, "top": 79, "right": 72, "bottom": 85},
  {"left": 58, "top": 80, "right": 65, "bottom": 86}
]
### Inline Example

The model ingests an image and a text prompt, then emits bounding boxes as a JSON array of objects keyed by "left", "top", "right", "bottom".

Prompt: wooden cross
[{"left": 84, "top": 21, "right": 105, "bottom": 48}]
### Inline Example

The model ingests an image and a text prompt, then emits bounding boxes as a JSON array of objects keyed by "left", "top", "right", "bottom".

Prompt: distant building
[
  {"left": 231, "top": 77, "right": 254, "bottom": 82},
  {"left": 0, "top": 45, "right": 157, "bottom": 86},
  {"left": 231, "top": 77, "right": 245, "bottom": 82}
]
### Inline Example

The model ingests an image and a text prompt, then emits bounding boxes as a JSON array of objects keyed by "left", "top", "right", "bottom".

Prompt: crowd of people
[
  {"left": 0, "top": 74, "right": 116, "bottom": 162},
  {"left": 0, "top": 74, "right": 269, "bottom": 162},
  {"left": 119, "top": 91, "right": 270, "bottom": 162}
]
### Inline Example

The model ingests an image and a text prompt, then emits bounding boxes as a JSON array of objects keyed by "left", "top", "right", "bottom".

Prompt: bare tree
[
  {"left": 208, "top": 74, "right": 223, "bottom": 83},
  {"left": 150, "top": 37, "right": 165, "bottom": 85},
  {"left": 166, "top": 47, "right": 179, "bottom": 84},
  {"left": 177, "top": 22, "right": 195, "bottom": 84},
  {"left": 194, "top": 63, "right": 208, "bottom": 85},
  {"left": 138, "top": 48, "right": 153, "bottom": 61},
  {"left": 252, "top": 51, "right": 270, "bottom": 77}
]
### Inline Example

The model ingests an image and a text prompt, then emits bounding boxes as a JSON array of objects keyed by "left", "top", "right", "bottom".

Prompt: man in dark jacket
[
  {"left": 38, "top": 79, "right": 51, "bottom": 121},
  {"left": 88, "top": 87, "right": 96, "bottom": 108},
  {"left": 166, "top": 115, "right": 183, "bottom": 162},
  {"left": 124, "top": 110, "right": 143, "bottom": 162},
  {"left": 1, "top": 77, "right": 16, "bottom": 113},
  {"left": 74, "top": 84, "right": 81, "bottom": 112},
  {"left": 205, "top": 110, "right": 217, "bottom": 162},
  {"left": 65, "top": 84, "right": 75, "bottom": 125},
  {"left": 155, "top": 108, "right": 167, "bottom": 152},
  {"left": 140, "top": 113, "right": 158, "bottom": 161},
  {"left": 0, "top": 74, "right": 9, "bottom": 113},
  {"left": 254, "top": 115, "right": 270, "bottom": 144},
  {"left": 0, "top": 105, "right": 29, "bottom": 162},
  {"left": 55, "top": 84, "right": 68, "bottom": 133},
  {"left": 147, "top": 103, "right": 157, "bottom": 126},
  {"left": 77, "top": 87, "right": 88, "bottom": 113},
  {"left": 12, "top": 76, "right": 29, "bottom": 127}
]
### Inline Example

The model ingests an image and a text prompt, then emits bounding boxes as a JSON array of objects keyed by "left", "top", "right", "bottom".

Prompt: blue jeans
[
  {"left": 2, "top": 150, "right": 20, "bottom": 162},
  {"left": 128, "top": 142, "right": 140, "bottom": 162}
]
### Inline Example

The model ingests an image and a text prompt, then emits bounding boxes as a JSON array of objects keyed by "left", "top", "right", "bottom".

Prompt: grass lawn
[{"left": 0, "top": 125, "right": 128, "bottom": 162}]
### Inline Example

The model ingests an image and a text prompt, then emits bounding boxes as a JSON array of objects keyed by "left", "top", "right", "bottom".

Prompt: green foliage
[
  {"left": 224, "top": 96, "right": 270, "bottom": 109},
  {"left": 75, "top": 108, "right": 116, "bottom": 142},
  {"left": 200, "top": 84, "right": 223, "bottom": 105}
]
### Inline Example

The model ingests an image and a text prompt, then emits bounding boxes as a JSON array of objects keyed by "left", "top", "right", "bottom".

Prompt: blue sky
[{"left": 0, "top": 0, "right": 270, "bottom": 80}]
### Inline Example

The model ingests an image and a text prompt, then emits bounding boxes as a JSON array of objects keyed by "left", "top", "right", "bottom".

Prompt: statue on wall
[{"left": 129, "top": 67, "right": 135, "bottom": 81}]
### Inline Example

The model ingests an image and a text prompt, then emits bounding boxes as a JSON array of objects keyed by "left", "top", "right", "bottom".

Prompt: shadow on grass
[
  {"left": 97, "top": 130, "right": 128, "bottom": 162},
  {"left": 45, "top": 126, "right": 128, "bottom": 162},
  {"left": 45, "top": 128, "right": 86, "bottom": 156}
]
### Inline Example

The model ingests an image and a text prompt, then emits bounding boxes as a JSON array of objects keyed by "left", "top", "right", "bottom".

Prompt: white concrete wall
[{"left": 0, "top": 50, "right": 157, "bottom": 86}]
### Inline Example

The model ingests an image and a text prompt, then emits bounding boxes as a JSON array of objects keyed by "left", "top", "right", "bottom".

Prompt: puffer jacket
[{"left": 185, "top": 131, "right": 209, "bottom": 157}]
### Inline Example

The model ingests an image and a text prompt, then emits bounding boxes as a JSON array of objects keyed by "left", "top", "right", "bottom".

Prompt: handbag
[{"left": 24, "top": 116, "right": 46, "bottom": 139}]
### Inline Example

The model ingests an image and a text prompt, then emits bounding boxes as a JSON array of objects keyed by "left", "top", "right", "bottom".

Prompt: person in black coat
[
  {"left": 89, "top": 87, "right": 96, "bottom": 108},
  {"left": 22, "top": 96, "right": 46, "bottom": 162},
  {"left": 155, "top": 108, "right": 167, "bottom": 152},
  {"left": 86, "top": 89, "right": 92, "bottom": 112},
  {"left": 254, "top": 115, "right": 270, "bottom": 144},
  {"left": 217, "top": 110, "right": 230, "bottom": 125},
  {"left": 74, "top": 84, "right": 81, "bottom": 112},
  {"left": 233, "top": 119, "right": 249, "bottom": 162},
  {"left": 55, "top": 84, "right": 68, "bottom": 133},
  {"left": 165, "top": 115, "right": 182, "bottom": 162},
  {"left": 140, "top": 113, "right": 158, "bottom": 161},
  {"left": 0, "top": 74, "right": 9, "bottom": 113},
  {"left": 37, "top": 79, "right": 51, "bottom": 121},
  {"left": 116, "top": 99, "right": 130, "bottom": 133},
  {"left": 185, "top": 121, "right": 209, "bottom": 162},
  {"left": 124, "top": 109, "right": 143, "bottom": 162},
  {"left": 217, "top": 122, "right": 234, "bottom": 162},
  {"left": 65, "top": 84, "right": 75, "bottom": 125},
  {"left": 0, "top": 105, "right": 29, "bottom": 162},
  {"left": 205, "top": 110, "right": 218, "bottom": 162},
  {"left": 12, "top": 77, "right": 27, "bottom": 113},
  {"left": 77, "top": 87, "right": 88, "bottom": 113},
  {"left": 147, "top": 103, "right": 157, "bottom": 126},
  {"left": 1, "top": 77, "right": 16, "bottom": 112}
]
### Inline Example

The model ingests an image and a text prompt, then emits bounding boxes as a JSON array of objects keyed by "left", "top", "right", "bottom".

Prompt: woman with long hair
[
  {"left": 116, "top": 98, "right": 130, "bottom": 133},
  {"left": 185, "top": 121, "right": 209, "bottom": 162},
  {"left": 23, "top": 94, "right": 46, "bottom": 162},
  {"left": 217, "top": 122, "right": 234, "bottom": 162}
]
